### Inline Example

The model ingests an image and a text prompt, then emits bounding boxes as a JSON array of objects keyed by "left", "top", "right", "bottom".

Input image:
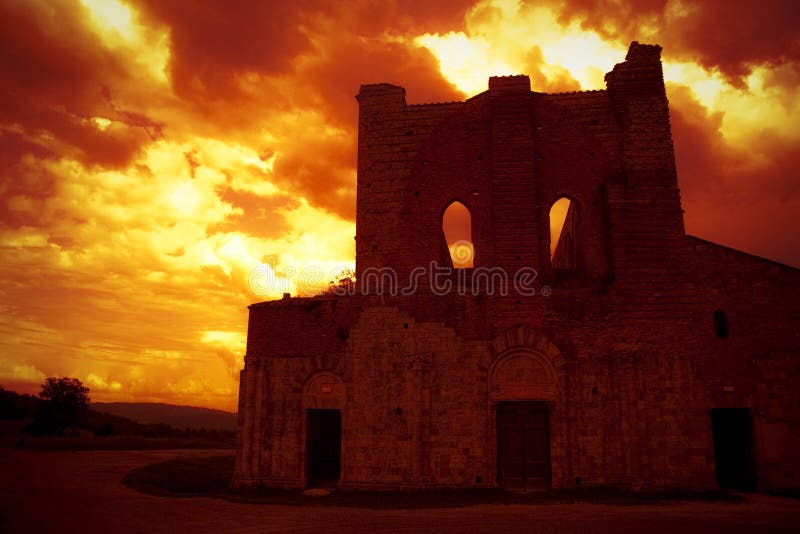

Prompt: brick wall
[
  {"left": 687, "top": 236, "right": 800, "bottom": 492},
  {"left": 234, "top": 42, "right": 799, "bottom": 493}
]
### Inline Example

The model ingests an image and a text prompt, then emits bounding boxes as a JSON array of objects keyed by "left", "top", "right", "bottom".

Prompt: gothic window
[
  {"left": 442, "top": 201, "right": 474, "bottom": 268},
  {"left": 549, "top": 197, "right": 580, "bottom": 270}
]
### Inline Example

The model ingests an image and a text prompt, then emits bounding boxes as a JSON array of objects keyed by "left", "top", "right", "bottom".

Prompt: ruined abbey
[{"left": 234, "top": 42, "right": 800, "bottom": 493}]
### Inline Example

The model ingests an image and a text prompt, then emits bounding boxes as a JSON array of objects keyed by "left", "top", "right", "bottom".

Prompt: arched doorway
[{"left": 490, "top": 350, "right": 557, "bottom": 490}]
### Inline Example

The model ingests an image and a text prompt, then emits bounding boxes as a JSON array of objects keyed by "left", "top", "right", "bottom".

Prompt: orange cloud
[
  {"left": 0, "top": 0, "right": 797, "bottom": 410},
  {"left": 669, "top": 83, "right": 800, "bottom": 266},
  {"left": 548, "top": 0, "right": 800, "bottom": 85}
]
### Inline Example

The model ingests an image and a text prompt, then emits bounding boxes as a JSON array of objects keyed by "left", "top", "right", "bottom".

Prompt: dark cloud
[
  {"left": 246, "top": 3, "right": 466, "bottom": 218},
  {"left": 1, "top": 0, "right": 797, "bottom": 409},
  {"left": 668, "top": 1, "right": 800, "bottom": 83},
  {"left": 543, "top": 0, "right": 800, "bottom": 85},
  {"left": 333, "top": 0, "right": 475, "bottom": 36},
  {"left": 2, "top": 89, "right": 154, "bottom": 168},
  {"left": 301, "top": 31, "right": 463, "bottom": 122},
  {"left": 131, "top": 0, "right": 320, "bottom": 100},
  {"left": 210, "top": 187, "right": 298, "bottom": 238},
  {"left": 0, "top": 1, "right": 116, "bottom": 93},
  {"left": 0, "top": 1, "right": 159, "bottom": 168},
  {"left": 0, "top": 132, "right": 55, "bottom": 167},
  {"left": 129, "top": 0, "right": 472, "bottom": 103},
  {"left": 669, "top": 83, "right": 800, "bottom": 266},
  {"left": 121, "top": 1, "right": 467, "bottom": 219}
]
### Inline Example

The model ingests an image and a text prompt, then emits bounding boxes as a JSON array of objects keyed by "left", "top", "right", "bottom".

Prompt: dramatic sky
[{"left": 1, "top": 0, "right": 798, "bottom": 410}]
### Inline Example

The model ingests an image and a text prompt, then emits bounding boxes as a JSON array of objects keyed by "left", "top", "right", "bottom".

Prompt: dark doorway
[
  {"left": 497, "top": 401, "right": 551, "bottom": 490},
  {"left": 711, "top": 408, "right": 756, "bottom": 491},
  {"left": 306, "top": 409, "right": 341, "bottom": 487}
]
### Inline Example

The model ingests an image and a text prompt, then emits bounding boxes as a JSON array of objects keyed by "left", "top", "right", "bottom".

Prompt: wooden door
[{"left": 497, "top": 402, "right": 550, "bottom": 490}]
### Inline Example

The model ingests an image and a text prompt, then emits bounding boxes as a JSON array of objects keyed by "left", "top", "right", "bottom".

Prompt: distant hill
[{"left": 91, "top": 402, "right": 237, "bottom": 431}]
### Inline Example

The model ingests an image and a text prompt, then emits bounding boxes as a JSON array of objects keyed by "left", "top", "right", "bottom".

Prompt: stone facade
[{"left": 234, "top": 42, "right": 800, "bottom": 492}]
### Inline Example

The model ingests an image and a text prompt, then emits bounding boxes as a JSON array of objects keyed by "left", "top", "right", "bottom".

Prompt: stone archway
[
  {"left": 490, "top": 350, "right": 557, "bottom": 490},
  {"left": 486, "top": 327, "right": 562, "bottom": 490},
  {"left": 303, "top": 371, "right": 346, "bottom": 410},
  {"left": 490, "top": 350, "right": 557, "bottom": 402}
]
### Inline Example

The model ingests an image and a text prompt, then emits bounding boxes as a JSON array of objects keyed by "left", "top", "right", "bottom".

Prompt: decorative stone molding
[
  {"left": 490, "top": 350, "right": 558, "bottom": 401},
  {"left": 490, "top": 325, "right": 564, "bottom": 370},
  {"left": 303, "top": 371, "right": 346, "bottom": 410}
]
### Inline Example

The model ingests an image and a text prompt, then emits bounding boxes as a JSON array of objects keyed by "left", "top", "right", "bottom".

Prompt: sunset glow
[{"left": 1, "top": 0, "right": 798, "bottom": 410}]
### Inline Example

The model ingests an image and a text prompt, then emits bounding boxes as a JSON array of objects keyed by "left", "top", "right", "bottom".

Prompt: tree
[
  {"left": 40, "top": 377, "right": 90, "bottom": 407},
  {"left": 326, "top": 268, "right": 356, "bottom": 295},
  {"left": 0, "top": 386, "right": 40, "bottom": 420},
  {"left": 28, "top": 377, "right": 90, "bottom": 435}
]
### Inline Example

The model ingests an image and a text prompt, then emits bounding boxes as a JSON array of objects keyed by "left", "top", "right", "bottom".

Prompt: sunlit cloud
[
  {"left": 0, "top": 0, "right": 797, "bottom": 410},
  {"left": 416, "top": 1, "right": 627, "bottom": 94},
  {"left": 416, "top": 31, "right": 514, "bottom": 95},
  {"left": 80, "top": 0, "right": 170, "bottom": 83},
  {"left": 85, "top": 372, "right": 123, "bottom": 392}
]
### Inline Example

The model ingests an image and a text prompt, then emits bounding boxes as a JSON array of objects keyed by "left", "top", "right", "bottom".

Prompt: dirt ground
[{"left": 1, "top": 449, "right": 798, "bottom": 533}]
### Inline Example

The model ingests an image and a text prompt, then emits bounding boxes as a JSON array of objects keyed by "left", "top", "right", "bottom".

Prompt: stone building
[{"left": 234, "top": 42, "right": 800, "bottom": 492}]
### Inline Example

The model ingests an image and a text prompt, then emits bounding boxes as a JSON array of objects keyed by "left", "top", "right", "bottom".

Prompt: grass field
[{"left": 124, "top": 454, "right": 236, "bottom": 494}]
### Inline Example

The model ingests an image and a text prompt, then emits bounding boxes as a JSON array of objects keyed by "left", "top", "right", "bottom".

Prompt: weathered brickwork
[
  {"left": 234, "top": 42, "right": 800, "bottom": 492},
  {"left": 687, "top": 237, "right": 800, "bottom": 492}
]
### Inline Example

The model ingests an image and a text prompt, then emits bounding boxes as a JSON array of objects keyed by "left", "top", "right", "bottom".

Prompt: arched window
[
  {"left": 549, "top": 197, "right": 580, "bottom": 270},
  {"left": 442, "top": 201, "right": 474, "bottom": 268}
]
